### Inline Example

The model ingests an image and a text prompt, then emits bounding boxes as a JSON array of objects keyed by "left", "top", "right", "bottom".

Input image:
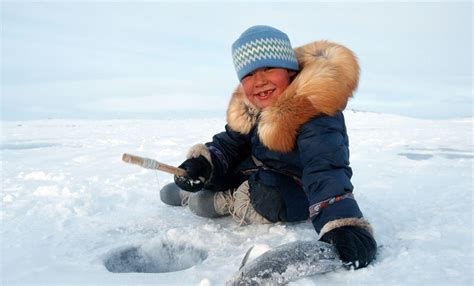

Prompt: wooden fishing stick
[{"left": 122, "top": 153, "right": 187, "bottom": 177}]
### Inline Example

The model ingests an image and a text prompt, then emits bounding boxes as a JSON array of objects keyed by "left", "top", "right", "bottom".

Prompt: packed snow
[{"left": 1, "top": 111, "right": 472, "bottom": 285}]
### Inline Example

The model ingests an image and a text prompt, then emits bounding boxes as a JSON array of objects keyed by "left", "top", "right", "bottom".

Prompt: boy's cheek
[{"left": 242, "top": 86, "right": 252, "bottom": 101}]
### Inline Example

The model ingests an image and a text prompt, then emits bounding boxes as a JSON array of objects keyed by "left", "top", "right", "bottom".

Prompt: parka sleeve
[
  {"left": 205, "top": 124, "right": 252, "bottom": 178},
  {"left": 297, "top": 113, "right": 363, "bottom": 234}
]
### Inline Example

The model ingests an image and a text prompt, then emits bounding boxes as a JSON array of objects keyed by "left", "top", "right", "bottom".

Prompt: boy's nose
[{"left": 254, "top": 70, "right": 268, "bottom": 87}]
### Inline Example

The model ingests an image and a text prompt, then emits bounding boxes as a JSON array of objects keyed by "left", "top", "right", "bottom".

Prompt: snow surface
[{"left": 1, "top": 111, "right": 472, "bottom": 285}]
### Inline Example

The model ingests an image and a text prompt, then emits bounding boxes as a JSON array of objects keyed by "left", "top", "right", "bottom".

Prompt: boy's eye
[
  {"left": 242, "top": 67, "right": 274, "bottom": 81},
  {"left": 242, "top": 72, "right": 254, "bottom": 80}
]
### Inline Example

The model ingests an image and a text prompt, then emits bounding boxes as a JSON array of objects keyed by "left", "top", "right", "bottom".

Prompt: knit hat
[{"left": 232, "top": 25, "right": 299, "bottom": 81}]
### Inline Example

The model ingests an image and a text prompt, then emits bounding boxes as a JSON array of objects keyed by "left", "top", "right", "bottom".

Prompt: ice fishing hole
[{"left": 103, "top": 241, "right": 208, "bottom": 273}]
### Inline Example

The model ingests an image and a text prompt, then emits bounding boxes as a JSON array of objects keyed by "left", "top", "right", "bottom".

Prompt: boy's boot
[
  {"left": 160, "top": 182, "right": 191, "bottom": 206},
  {"left": 188, "top": 190, "right": 234, "bottom": 218}
]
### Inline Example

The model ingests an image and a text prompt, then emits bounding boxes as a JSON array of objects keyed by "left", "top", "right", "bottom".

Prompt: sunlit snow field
[{"left": 1, "top": 111, "right": 472, "bottom": 285}]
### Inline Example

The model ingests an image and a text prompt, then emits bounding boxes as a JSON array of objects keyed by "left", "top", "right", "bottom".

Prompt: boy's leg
[
  {"left": 188, "top": 189, "right": 235, "bottom": 218},
  {"left": 229, "top": 180, "right": 271, "bottom": 225},
  {"left": 213, "top": 190, "right": 235, "bottom": 216},
  {"left": 188, "top": 180, "right": 270, "bottom": 225},
  {"left": 160, "top": 182, "right": 192, "bottom": 206},
  {"left": 188, "top": 190, "right": 225, "bottom": 218}
]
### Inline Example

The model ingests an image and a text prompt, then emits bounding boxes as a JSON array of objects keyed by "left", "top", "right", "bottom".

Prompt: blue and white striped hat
[{"left": 232, "top": 25, "right": 299, "bottom": 81}]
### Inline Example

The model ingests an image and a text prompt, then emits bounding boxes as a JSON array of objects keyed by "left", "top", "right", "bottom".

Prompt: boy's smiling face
[{"left": 241, "top": 67, "right": 296, "bottom": 109}]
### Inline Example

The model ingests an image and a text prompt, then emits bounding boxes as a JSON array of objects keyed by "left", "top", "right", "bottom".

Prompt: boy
[{"left": 161, "top": 25, "right": 376, "bottom": 269}]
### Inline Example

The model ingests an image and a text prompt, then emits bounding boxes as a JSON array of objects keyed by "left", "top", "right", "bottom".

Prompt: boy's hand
[
  {"left": 174, "top": 156, "right": 211, "bottom": 192},
  {"left": 320, "top": 225, "right": 377, "bottom": 269}
]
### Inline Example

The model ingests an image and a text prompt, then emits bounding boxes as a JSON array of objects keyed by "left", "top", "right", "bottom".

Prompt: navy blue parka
[{"left": 204, "top": 112, "right": 363, "bottom": 233}]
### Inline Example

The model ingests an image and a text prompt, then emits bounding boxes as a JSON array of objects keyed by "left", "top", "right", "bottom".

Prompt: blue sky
[{"left": 1, "top": 1, "right": 472, "bottom": 120}]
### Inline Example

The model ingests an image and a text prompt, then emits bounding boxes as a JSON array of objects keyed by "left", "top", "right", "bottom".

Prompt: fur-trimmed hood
[{"left": 226, "top": 40, "right": 359, "bottom": 153}]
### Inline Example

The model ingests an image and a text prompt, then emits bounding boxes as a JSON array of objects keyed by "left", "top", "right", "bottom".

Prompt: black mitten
[
  {"left": 174, "top": 156, "right": 212, "bottom": 192},
  {"left": 320, "top": 225, "right": 377, "bottom": 269}
]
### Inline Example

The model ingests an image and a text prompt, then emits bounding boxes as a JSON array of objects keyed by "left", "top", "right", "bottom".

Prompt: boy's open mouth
[{"left": 255, "top": 88, "right": 275, "bottom": 99}]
